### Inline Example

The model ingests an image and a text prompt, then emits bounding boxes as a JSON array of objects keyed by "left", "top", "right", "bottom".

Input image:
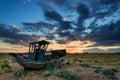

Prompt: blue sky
[
  {"left": 0, "top": 0, "right": 120, "bottom": 53},
  {"left": 0, "top": 0, "right": 44, "bottom": 25}
]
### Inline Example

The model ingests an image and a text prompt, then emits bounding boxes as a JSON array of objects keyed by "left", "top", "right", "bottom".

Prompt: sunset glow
[{"left": 0, "top": 0, "right": 120, "bottom": 53}]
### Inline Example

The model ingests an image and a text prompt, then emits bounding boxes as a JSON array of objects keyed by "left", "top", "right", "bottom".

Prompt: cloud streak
[{"left": 0, "top": 24, "right": 39, "bottom": 46}]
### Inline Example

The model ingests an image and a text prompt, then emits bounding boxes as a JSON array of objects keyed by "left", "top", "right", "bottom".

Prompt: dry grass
[{"left": 0, "top": 53, "right": 120, "bottom": 80}]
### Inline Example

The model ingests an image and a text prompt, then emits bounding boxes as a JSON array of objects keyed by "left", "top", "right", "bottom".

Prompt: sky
[{"left": 0, "top": 0, "right": 120, "bottom": 53}]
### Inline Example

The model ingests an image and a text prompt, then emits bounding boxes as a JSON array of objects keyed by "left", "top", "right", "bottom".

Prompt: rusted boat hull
[{"left": 20, "top": 62, "right": 46, "bottom": 69}]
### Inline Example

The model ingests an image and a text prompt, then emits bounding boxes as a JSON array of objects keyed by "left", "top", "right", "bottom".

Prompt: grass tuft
[
  {"left": 94, "top": 67, "right": 102, "bottom": 73},
  {"left": 79, "top": 63, "right": 91, "bottom": 68},
  {"left": 55, "top": 70, "right": 79, "bottom": 80},
  {"left": 102, "top": 69, "right": 118, "bottom": 80},
  {"left": 14, "top": 70, "right": 27, "bottom": 78}
]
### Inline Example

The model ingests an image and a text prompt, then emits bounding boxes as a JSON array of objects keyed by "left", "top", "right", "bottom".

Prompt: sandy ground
[
  {"left": 0, "top": 54, "right": 120, "bottom": 80},
  {"left": 0, "top": 60, "right": 120, "bottom": 80}
]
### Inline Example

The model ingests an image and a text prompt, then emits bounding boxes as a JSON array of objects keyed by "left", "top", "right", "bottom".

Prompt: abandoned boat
[{"left": 10, "top": 40, "right": 66, "bottom": 69}]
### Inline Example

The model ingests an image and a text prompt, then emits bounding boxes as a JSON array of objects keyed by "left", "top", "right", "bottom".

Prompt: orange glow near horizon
[
  {"left": 0, "top": 40, "right": 120, "bottom": 53},
  {"left": 0, "top": 42, "right": 28, "bottom": 53},
  {"left": 47, "top": 40, "right": 95, "bottom": 53}
]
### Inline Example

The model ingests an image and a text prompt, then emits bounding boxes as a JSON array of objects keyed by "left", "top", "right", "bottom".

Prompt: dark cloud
[
  {"left": 23, "top": 21, "right": 53, "bottom": 31},
  {"left": 22, "top": 21, "right": 57, "bottom": 41},
  {"left": 22, "top": 11, "right": 74, "bottom": 44},
  {"left": 0, "top": 24, "right": 39, "bottom": 46},
  {"left": 23, "top": 0, "right": 120, "bottom": 48},
  {"left": 43, "top": 0, "right": 120, "bottom": 47},
  {"left": 76, "top": 3, "right": 89, "bottom": 19},
  {"left": 44, "top": 10, "right": 75, "bottom": 31},
  {"left": 75, "top": 3, "right": 90, "bottom": 35},
  {"left": 55, "top": 31, "right": 80, "bottom": 44},
  {"left": 85, "top": 20, "right": 120, "bottom": 46},
  {"left": 60, "top": 21, "right": 73, "bottom": 30},
  {"left": 94, "top": 4, "right": 120, "bottom": 20},
  {"left": 100, "top": 0, "right": 120, "bottom": 4},
  {"left": 44, "top": 10, "right": 63, "bottom": 22},
  {"left": 88, "top": 0, "right": 120, "bottom": 24},
  {"left": 57, "top": 30, "right": 71, "bottom": 37}
]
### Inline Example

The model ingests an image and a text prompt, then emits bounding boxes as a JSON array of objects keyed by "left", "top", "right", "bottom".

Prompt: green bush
[
  {"left": 95, "top": 67, "right": 102, "bottom": 73},
  {"left": 55, "top": 70, "right": 79, "bottom": 80},
  {"left": 56, "top": 70, "right": 71, "bottom": 79},
  {"left": 109, "top": 67, "right": 118, "bottom": 72},
  {"left": 0, "top": 60, "right": 12, "bottom": 73},
  {"left": 51, "top": 59, "right": 61, "bottom": 68},
  {"left": 3, "top": 67, "right": 11, "bottom": 73},
  {"left": 79, "top": 63, "right": 90, "bottom": 68},
  {"left": 102, "top": 69, "right": 118, "bottom": 80},
  {"left": 46, "top": 60, "right": 62, "bottom": 74},
  {"left": 67, "top": 74, "right": 79, "bottom": 80},
  {"left": 46, "top": 61, "right": 54, "bottom": 73},
  {"left": 14, "top": 70, "right": 27, "bottom": 78},
  {"left": 42, "top": 71, "right": 51, "bottom": 77},
  {"left": 0, "top": 60, "right": 10, "bottom": 69}
]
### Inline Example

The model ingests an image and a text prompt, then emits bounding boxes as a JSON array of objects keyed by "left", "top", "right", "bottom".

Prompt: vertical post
[{"left": 29, "top": 43, "right": 31, "bottom": 53}]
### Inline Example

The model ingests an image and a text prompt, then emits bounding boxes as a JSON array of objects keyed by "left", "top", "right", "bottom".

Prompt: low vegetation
[
  {"left": 0, "top": 60, "right": 12, "bottom": 73},
  {"left": 102, "top": 69, "right": 118, "bottom": 80},
  {"left": 94, "top": 66, "right": 103, "bottom": 73},
  {"left": 14, "top": 70, "right": 27, "bottom": 78},
  {"left": 43, "top": 59, "right": 79, "bottom": 80},
  {"left": 55, "top": 70, "right": 79, "bottom": 80},
  {"left": 0, "top": 53, "right": 120, "bottom": 80},
  {"left": 42, "top": 71, "right": 52, "bottom": 77},
  {"left": 79, "top": 63, "right": 91, "bottom": 68},
  {"left": 94, "top": 66, "right": 118, "bottom": 80}
]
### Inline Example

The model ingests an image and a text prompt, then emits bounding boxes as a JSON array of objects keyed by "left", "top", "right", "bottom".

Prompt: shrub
[
  {"left": 102, "top": 69, "right": 118, "bottom": 80},
  {"left": 109, "top": 66, "right": 118, "bottom": 72},
  {"left": 14, "top": 70, "right": 27, "bottom": 78},
  {"left": 0, "top": 60, "right": 12, "bottom": 73},
  {"left": 67, "top": 74, "right": 79, "bottom": 80},
  {"left": 0, "top": 60, "right": 10, "bottom": 69},
  {"left": 55, "top": 70, "right": 79, "bottom": 80},
  {"left": 46, "top": 59, "right": 62, "bottom": 74},
  {"left": 55, "top": 70, "right": 72, "bottom": 79},
  {"left": 46, "top": 61, "right": 54, "bottom": 73},
  {"left": 3, "top": 67, "right": 11, "bottom": 73},
  {"left": 42, "top": 71, "right": 51, "bottom": 77},
  {"left": 51, "top": 59, "right": 61, "bottom": 68},
  {"left": 44, "top": 60, "right": 63, "bottom": 77},
  {"left": 79, "top": 63, "right": 90, "bottom": 68},
  {"left": 95, "top": 67, "right": 102, "bottom": 73}
]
